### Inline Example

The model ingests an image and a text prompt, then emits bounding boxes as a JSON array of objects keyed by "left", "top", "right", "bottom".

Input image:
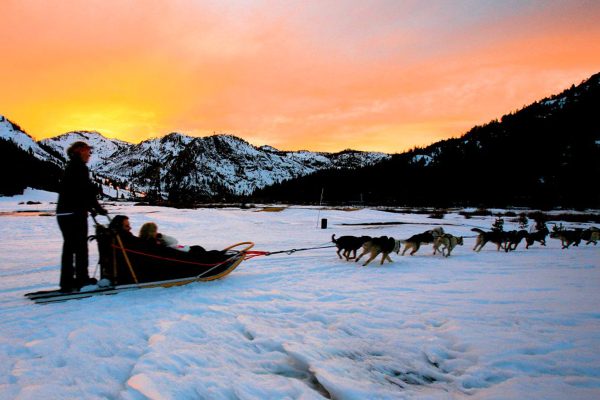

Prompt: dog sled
[{"left": 25, "top": 221, "right": 254, "bottom": 304}]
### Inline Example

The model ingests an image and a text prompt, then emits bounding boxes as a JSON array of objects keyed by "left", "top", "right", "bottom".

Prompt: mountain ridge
[
  {"left": 1, "top": 116, "right": 390, "bottom": 199},
  {"left": 2, "top": 71, "right": 599, "bottom": 206},
  {"left": 251, "top": 72, "right": 600, "bottom": 207}
]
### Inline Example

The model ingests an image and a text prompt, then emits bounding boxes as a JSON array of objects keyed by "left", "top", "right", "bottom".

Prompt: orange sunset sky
[{"left": 1, "top": 0, "right": 600, "bottom": 153}]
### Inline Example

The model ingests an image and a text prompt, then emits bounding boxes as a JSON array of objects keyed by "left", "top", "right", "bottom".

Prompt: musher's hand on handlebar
[{"left": 91, "top": 207, "right": 108, "bottom": 217}]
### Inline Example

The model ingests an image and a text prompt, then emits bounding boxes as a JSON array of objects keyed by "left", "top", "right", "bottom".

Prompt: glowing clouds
[{"left": 1, "top": 1, "right": 600, "bottom": 152}]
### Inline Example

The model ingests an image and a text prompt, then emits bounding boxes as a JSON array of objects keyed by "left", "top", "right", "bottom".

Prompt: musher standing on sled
[{"left": 56, "top": 141, "right": 107, "bottom": 292}]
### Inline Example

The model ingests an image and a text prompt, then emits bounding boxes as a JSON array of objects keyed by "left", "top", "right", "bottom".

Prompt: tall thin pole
[{"left": 316, "top": 187, "right": 324, "bottom": 229}]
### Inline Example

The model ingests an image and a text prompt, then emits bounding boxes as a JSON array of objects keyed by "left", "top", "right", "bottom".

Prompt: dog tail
[
  {"left": 471, "top": 228, "right": 484, "bottom": 234},
  {"left": 331, "top": 234, "right": 337, "bottom": 243}
]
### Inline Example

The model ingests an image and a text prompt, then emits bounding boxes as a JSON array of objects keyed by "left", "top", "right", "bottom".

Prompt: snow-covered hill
[
  {"left": 0, "top": 116, "right": 62, "bottom": 165},
  {"left": 44, "top": 132, "right": 390, "bottom": 197},
  {"left": 406, "top": 72, "right": 600, "bottom": 167},
  {"left": 0, "top": 114, "right": 390, "bottom": 199},
  {"left": 40, "top": 131, "right": 130, "bottom": 168}
]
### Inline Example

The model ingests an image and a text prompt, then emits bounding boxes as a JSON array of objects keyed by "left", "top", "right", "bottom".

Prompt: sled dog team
[
  {"left": 332, "top": 227, "right": 461, "bottom": 266},
  {"left": 471, "top": 226, "right": 599, "bottom": 251},
  {"left": 332, "top": 226, "right": 599, "bottom": 266}
]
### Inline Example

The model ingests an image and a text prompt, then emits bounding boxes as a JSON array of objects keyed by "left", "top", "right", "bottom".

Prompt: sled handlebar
[
  {"left": 222, "top": 242, "right": 255, "bottom": 253},
  {"left": 91, "top": 212, "right": 112, "bottom": 225}
]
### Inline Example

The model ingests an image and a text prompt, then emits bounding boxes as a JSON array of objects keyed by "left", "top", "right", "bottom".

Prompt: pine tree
[
  {"left": 518, "top": 213, "right": 528, "bottom": 229},
  {"left": 491, "top": 217, "right": 504, "bottom": 232}
]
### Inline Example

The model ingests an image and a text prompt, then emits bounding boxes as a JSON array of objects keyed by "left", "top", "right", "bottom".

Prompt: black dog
[
  {"left": 525, "top": 227, "right": 549, "bottom": 249},
  {"left": 332, "top": 234, "right": 372, "bottom": 261},
  {"left": 505, "top": 230, "right": 528, "bottom": 251},
  {"left": 471, "top": 228, "right": 508, "bottom": 252}
]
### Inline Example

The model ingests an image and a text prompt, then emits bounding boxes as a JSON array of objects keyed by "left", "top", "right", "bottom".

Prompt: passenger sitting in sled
[
  {"left": 108, "top": 214, "right": 158, "bottom": 250},
  {"left": 139, "top": 222, "right": 178, "bottom": 247},
  {"left": 137, "top": 222, "right": 219, "bottom": 257},
  {"left": 109, "top": 215, "right": 137, "bottom": 243},
  {"left": 109, "top": 214, "right": 224, "bottom": 261},
  {"left": 109, "top": 216, "right": 171, "bottom": 250}
]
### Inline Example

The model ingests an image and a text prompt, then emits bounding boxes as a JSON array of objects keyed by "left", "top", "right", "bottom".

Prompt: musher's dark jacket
[{"left": 57, "top": 157, "right": 102, "bottom": 214}]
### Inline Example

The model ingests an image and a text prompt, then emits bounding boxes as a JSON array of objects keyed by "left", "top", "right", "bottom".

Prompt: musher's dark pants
[{"left": 57, "top": 213, "right": 89, "bottom": 290}]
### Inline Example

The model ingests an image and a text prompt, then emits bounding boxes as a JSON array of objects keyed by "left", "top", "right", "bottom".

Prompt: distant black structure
[{"left": 250, "top": 72, "right": 600, "bottom": 209}]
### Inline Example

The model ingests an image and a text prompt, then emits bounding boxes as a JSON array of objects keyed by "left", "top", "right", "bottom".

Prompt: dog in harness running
[
  {"left": 355, "top": 236, "right": 401, "bottom": 266},
  {"left": 401, "top": 227, "right": 445, "bottom": 256},
  {"left": 331, "top": 234, "right": 372, "bottom": 261}
]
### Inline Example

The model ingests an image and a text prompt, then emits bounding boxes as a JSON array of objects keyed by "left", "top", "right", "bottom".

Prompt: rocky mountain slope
[
  {"left": 0, "top": 117, "right": 63, "bottom": 195},
  {"left": 1, "top": 116, "right": 62, "bottom": 165},
  {"left": 1, "top": 117, "right": 389, "bottom": 200},
  {"left": 40, "top": 131, "right": 130, "bottom": 169}
]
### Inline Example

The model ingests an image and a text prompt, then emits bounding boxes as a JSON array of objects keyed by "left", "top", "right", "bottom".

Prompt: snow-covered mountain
[
  {"left": 0, "top": 115, "right": 389, "bottom": 199},
  {"left": 96, "top": 133, "right": 389, "bottom": 197},
  {"left": 0, "top": 116, "right": 64, "bottom": 195},
  {"left": 0, "top": 116, "right": 62, "bottom": 165},
  {"left": 40, "top": 131, "right": 130, "bottom": 168},
  {"left": 4, "top": 71, "right": 599, "bottom": 205},
  {"left": 27, "top": 128, "right": 389, "bottom": 199}
]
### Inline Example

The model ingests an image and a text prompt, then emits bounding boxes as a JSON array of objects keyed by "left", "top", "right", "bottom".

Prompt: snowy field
[{"left": 1, "top": 189, "right": 599, "bottom": 400}]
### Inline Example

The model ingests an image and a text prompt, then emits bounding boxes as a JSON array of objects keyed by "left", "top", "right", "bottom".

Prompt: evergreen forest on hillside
[{"left": 250, "top": 74, "right": 600, "bottom": 208}]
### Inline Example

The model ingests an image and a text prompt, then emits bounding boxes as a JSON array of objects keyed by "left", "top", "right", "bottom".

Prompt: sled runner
[{"left": 26, "top": 221, "right": 254, "bottom": 304}]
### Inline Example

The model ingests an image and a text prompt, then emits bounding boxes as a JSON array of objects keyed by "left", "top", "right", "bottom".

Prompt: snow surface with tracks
[{"left": 1, "top": 190, "right": 599, "bottom": 399}]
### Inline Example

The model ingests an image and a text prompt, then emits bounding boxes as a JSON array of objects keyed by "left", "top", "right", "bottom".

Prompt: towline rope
[{"left": 245, "top": 244, "right": 337, "bottom": 259}]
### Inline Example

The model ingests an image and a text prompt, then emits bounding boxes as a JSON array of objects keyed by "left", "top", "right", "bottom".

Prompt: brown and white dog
[
  {"left": 332, "top": 234, "right": 372, "bottom": 261},
  {"left": 355, "top": 236, "right": 401, "bottom": 266},
  {"left": 432, "top": 234, "right": 464, "bottom": 257},
  {"left": 401, "top": 227, "right": 445, "bottom": 256}
]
